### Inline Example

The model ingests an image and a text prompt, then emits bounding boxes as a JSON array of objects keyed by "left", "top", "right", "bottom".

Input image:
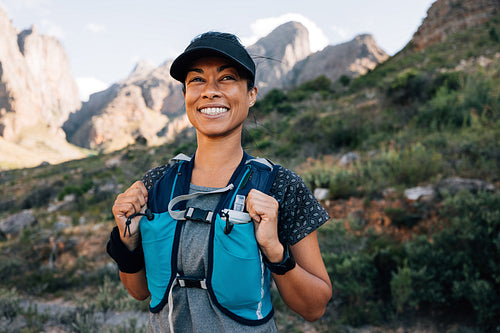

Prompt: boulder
[
  {"left": 0, "top": 210, "right": 37, "bottom": 236},
  {"left": 404, "top": 185, "right": 435, "bottom": 201},
  {"left": 314, "top": 188, "right": 330, "bottom": 200},
  {"left": 339, "top": 152, "right": 360, "bottom": 166},
  {"left": 437, "top": 177, "right": 495, "bottom": 196}
]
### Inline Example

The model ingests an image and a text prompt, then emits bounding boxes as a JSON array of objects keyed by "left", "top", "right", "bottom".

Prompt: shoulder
[
  {"left": 269, "top": 166, "right": 308, "bottom": 202},
  {"left": 142, "top": 164, "right": 171, "bottom": 191},
  {"left": 270, "top": 166, "right": 330, "bottom": 245}
]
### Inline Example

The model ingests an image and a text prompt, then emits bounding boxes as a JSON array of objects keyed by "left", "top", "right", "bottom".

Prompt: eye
[
  {"left": 188, "top": 76, "right": 204, "bottom": 83},
  {"left": 221, "top": 75, "right": 236, "bottom": 81}
]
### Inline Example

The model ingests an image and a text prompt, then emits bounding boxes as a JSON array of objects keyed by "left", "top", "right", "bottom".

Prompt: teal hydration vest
[{"left": 139, "top": 152, "right": 279, "bottom": 326}]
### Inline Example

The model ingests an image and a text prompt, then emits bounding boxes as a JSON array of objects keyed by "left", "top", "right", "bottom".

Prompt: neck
[{"left": 191, "top": 131, "right": 244, "bottom": 187}]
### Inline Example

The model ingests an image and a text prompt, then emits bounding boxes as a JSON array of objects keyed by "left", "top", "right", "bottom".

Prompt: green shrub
[
  {"left": 0, "top": 287, "right": 21, "bottom": 321},
  {"left": 339, "top": 75, "right": 351, "bottom": 87},
  {"left": 416, "top": 70, "right": 500, "bottom": 131},
  {"left": 387, "top": 69, "right": 430, "bottom": 105},
  {"left": 405, "top": 191, "right": 500, "bottom": 329},
  {"left": 254, "top": 89, "right": 288, "bottom": 114},
  {"left": 489, "top": 26, "right": 500, "bottom": 42},
  {"left": 366, "top": 143, "right": 444, "bottom": 187},
  {"left": 329, "top": 170, "right": 360, "bottom": 199},
  {"left": 390, "top": 260, "right": 412, "bottom": 313},
  {"left": 57, "top": 179, "right": 94, "bottom": 201},
  {"left": 297, "top": 75, "right": 332, "bottom": 92},
  {"left": 416, "top": 86, "right": 465, "bottom": 130},
  {"left": 384, "top": 207, "right": 421, "bottom": 228},
  {"left": 0, "top": 255, "right": 25, "bottom": 284}
]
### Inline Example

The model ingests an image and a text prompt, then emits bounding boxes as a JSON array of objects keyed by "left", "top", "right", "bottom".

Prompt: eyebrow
[{"left": 186, "top": 64, "right": 236, "bottom": 75}]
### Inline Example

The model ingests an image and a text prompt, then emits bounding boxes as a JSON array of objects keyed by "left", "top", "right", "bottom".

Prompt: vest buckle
[
  {"left": 184, "top": 207, "right": 213, "bottom": 223},
  {"left": 177, "top": 276, "right": 207, "bottom": 289}
]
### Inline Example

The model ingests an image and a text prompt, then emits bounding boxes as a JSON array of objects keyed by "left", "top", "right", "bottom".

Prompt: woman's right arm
[
  {"left": 119, "top": 269, "right": 149, "bottom": 300},
  {"left": 111, "top": 180, "right": 150, "bottom": 300}
]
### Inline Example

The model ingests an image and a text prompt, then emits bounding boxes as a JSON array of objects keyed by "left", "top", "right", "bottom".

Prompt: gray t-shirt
[{"left": 147, "top": 184, "right": 278, "bottom": 333}]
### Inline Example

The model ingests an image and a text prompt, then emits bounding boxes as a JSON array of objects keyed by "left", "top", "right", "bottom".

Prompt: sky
[{"left": 0, "top": 0, "right": 435, "bottom": 101}]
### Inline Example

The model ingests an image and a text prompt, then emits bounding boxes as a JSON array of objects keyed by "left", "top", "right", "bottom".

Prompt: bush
[
  {"left": 297, "top": 75, "right": 332, "bottom": 92},
  {"left": 58, "top": 179, "right": 94, "bottom": 201},
  {"left": 254, "top": 89, "right": 287, "bottom": 114},
  {"left": 386, "top": 69, "right": 430, "bottom": 105},
  {"left": 416, "top": 70, "right": 500, "bottom": 131},
  {"left": 0, "top": 287, "right": 21, "bottom": 321},
  {"left": 339, "top": 75, "right": 351, "bottom": 87},
  {"left": 390, "top": 260, "right": 412, "bottom": 313},
  {"left": 364, "top": 143, "right": 444, "bottom": 189},
  {"left": 405, "top": 191, "right": 500, "bottom": 329}
]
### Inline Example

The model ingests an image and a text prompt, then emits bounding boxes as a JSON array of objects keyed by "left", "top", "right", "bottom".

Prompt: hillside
[{"left": 1, "top": 3, "right": 500, "bottom": 333}]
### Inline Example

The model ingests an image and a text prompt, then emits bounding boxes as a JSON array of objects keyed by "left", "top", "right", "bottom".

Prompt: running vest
[{"left": 139, "top": 152, "right": 279, "bottom": 326}]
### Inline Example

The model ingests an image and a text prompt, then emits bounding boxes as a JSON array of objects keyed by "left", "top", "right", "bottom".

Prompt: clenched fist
[{"left": 112, "top": 181, "right": 148, "bottom": 251}]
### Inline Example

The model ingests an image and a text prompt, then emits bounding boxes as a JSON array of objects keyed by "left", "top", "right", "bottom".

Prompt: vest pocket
[
  {"left": 212, "top": 215, "right": 267, "bottom": 317},
  {"left": 140, "top": 213, "right": 177, "bottom": 309}
]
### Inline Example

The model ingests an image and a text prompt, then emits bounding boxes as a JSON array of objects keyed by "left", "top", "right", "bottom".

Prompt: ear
[{"left": 248, "top": 86, "right": 257, "bottom": 107}]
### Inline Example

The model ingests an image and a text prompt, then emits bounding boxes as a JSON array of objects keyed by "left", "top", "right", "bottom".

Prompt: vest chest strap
[{"left": 176, "top": 275, "right": 207, "bottom": 289}]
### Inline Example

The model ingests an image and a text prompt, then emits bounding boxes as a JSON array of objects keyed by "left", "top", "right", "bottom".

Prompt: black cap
[{"left": 170, "top": 32, "right": 255, "bottom": 83}]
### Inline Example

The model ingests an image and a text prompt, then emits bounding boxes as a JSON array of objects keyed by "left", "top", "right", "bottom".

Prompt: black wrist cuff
[
  {"left": 106, "top": 226, "right": 145, "bottom": 273},
  {"left": 263, "top": 243, "right": 296, "bottom": 275}
]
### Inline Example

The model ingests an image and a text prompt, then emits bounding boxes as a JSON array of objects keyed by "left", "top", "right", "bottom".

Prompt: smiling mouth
[{"left": 199, "top": 107, "right": 229, "bottom": 115}]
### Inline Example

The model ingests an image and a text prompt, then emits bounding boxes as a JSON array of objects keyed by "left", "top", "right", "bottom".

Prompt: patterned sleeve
[
  {"left": 270, "top": 166, "right": 330, "bottom": 245},
  {"left": 142, "top": 164, "right": 171, "bottom": 191}
]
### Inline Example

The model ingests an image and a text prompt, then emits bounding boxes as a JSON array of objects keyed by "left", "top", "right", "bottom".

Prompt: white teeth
[{"left": 200, "top": 107, "right": 228, "bottom": 115}]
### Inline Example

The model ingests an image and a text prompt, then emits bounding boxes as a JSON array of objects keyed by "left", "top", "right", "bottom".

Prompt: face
[{"left": 183, "top": 56, "right": 257, "bottom": 139}]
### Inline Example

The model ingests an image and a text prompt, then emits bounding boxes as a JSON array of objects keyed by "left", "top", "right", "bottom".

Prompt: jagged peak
[
  {"left": 129, "top": 59, "right": 157, "bottom": 78},
  {"left": 255, "top": 21, "right": 310, "bottom": 46}
]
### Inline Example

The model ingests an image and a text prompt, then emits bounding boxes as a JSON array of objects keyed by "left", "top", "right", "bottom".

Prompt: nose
[{"left": 202, "top": 78, "right": 221, "bottom": 99}]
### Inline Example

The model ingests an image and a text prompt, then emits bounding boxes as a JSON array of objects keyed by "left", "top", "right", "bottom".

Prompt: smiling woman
[
  {"left": 107, "top": 31, "right": 332, "bottom": 333},
  {"left": 182, "top": 57, "right": 256, "bottom": 141}
]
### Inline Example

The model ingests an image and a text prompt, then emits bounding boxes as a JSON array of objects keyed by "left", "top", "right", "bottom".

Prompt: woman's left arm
[
  {"left": 246, "top": 189, "right": 332, "bottom": 321},
  {"left": 272, "top": 231, "right": 332, "bottom": 321}
]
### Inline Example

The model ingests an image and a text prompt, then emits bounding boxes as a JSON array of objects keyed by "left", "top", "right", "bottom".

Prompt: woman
[{"left": 107, "top": 31, "right": 332, "bottom": 332}]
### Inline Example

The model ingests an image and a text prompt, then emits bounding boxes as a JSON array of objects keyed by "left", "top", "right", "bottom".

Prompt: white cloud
[
  {"left": 85, "top": 23, "right": 107, "bottom": 33},
  {"left": 76, "top": 77, "right": 109, "bottom": 102},
  {"left": 242, "top": 13, "right": 329, "bottom": 52}
]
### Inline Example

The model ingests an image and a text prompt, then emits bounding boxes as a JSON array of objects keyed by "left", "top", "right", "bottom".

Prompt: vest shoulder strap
[{"left": 169, "top": 153, "right": 191, "bottom": 166}]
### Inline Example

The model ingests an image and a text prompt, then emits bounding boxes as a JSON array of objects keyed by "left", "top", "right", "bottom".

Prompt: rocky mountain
[
  {"left": 64, "top": 21, "right": 388, "bottom": 153},
  {"left": 411, "top": 0, "right": 500, "bottom": 50},
  {"left": 0, "top": 6, "right": 84, "bottom": 168},
  {"left": 286, "top": 34, "right": 389, "bottom": 87},
  {"left": 0, "top": 7, "right": 80, "bottom": 138},
  {"left": 247, "top": 21, "right": 312, "bottom": 95},
  {"left": 63, "top": 60, "right": 189, "bottom": 151}
]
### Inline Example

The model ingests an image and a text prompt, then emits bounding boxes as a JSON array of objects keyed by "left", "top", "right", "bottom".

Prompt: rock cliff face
[
  {"left": 411, "top": 0, "right": 500, "bottom": 50},
  {"left": 63, "top": 60, "right": 188, "bottom": 151},
  {"left": 0, "top": 7, "right": 80, "bottom": 141},
  {"left": 287, "top": 34, "right": 389, "bottom": 87},
  {"left": 247, "top": 21, "right": 312, "bottom": 95}
]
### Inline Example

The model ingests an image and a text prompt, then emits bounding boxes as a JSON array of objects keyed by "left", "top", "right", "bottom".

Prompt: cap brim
[{"left": 170, "top": 46, "right": 254, "bottom": 82}]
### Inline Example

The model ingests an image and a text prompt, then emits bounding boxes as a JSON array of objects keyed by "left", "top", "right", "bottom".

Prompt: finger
[
  {"left": 118, "top": 186, "right": 147, "bottom": 211},
  {"left": 112, "top": 201, "right": 137, "bottom": 219},
  {"left": 247, "top": 190, "right": 278, "bottom": 214},
  {"left": 131, "top": 181, "right": 148, "bottom": 202}
]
